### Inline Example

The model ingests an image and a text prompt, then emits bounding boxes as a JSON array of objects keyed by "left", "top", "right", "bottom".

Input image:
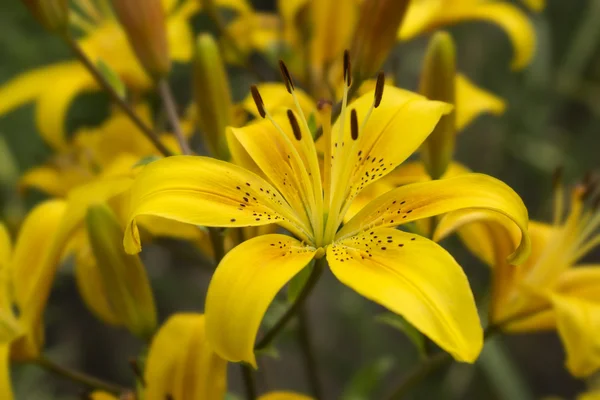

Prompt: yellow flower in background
[
  {"left": 0, "top": 0, "right": 247, "bottom": 150},
  {"left": 0, "top": 200, "right": 66, "bottom": 399},
  {"left": 90, "top": 313, "right": 311, "bottom": 400},
  {"left": 227, "top": 0, "right": 536, "bottom": 93},
  {"left": 436, "top": 177, "right": 600, "bottom": 378},
  {"left": 123, "top": 63, "right": 530, "bottom": 367}
]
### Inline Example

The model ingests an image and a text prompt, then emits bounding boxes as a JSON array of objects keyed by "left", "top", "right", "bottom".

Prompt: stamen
[
  {"left": 343, "top": 50, "right": 352, "bottom": 87},
  {"left": 287, "top": 110, "right": 302, "bottom": 140},
  {"left": 250, "top": 85, "right": 266, "bottom": 118},
  {"left": 279, "top": 60, "right": 295, "bottom": 93},
  {"left": 350, "top": 109, "right": 359, "bottom": 140},
  {"left": 374, "top": 71, "right": 385, "bottom": 108}
]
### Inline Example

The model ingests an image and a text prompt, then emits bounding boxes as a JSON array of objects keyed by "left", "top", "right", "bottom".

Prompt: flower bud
[
  {"left": 21, "top": 0, "right": 69, "bottom": 34},
  {"left": 350, "top": 0, "right": 410, "bottom": 81},
  {"left": 111, "top": 0, "right": 171, "bottom": 79},
  {"left": 193, "top": 34, "right": 233, "bottom": 160},
  {"left": 419, "top": 31, "right": 456, "bottom": 180},
  {"left": 86, "top": 203, "right": 157, "bottom": 339}
]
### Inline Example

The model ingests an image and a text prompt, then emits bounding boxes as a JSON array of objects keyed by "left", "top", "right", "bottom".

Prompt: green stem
[
  {"left": 255, "top": 258, "right": 325, "bottom": 351},
  {"left": 298, "top": 304, "right": 323, "bottom": 400},
  {"left": 35, "top": 355, "right": 126, "bottom": 395},
  {"left": 64, "top": 36, "right": 173, "bottom": 157},
  {"left": 157, "top": 79, "right": 193, "bottom": 155},
  {"left": 240, "top": 363, "right": 257, "bottom": 400}
]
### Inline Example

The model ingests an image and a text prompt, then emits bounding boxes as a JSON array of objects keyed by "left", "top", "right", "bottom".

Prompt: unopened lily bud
[
  {"left": 86, "top": 204, "right": 157, "bottom": 339},
  {"left": 419, "top": 31, "right": 456, "bottom": 180},
  {"left": 21, "top": 0, "right": 69, "bottom": 34},
  {"left": 111, "top": 0, "right": 170, "bottom": 79},
  {"left": 193, "top": 34, "right": 233, "bottom": 160},
  {"left": 350, "top": 0, "right": 410, "bottom": 81}
]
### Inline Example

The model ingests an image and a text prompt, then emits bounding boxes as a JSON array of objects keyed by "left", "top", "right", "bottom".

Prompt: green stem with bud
[
  {"left": 157, "top": 79, "right": 193, "bottom": 155},
  {"left": 63, "top": 36, "right": 173, "bottom": 157}
]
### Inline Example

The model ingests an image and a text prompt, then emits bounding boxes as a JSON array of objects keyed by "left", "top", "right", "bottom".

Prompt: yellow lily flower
[
  {"left": 0, "top": 0, "right": 237, "bottom": 150},
  {"left": 90, "top": 313, "right": 311, "bottom": 400},
  {"left": 436, "top": 178, "right": 600, "bottom": 378},
  {"left": 123, "top": 65, "right": 530, "bottom": 367},
  {"left": 227, "top": 0, "right": 534, "bottom": 93},
  {"left": 0, "top": 200, "right": 67, "bottom": 399}
]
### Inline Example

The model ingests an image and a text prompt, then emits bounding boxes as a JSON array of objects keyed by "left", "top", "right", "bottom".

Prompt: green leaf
[
  {"left": 308, "top": 113, "right": 318, "bottom": 138},
  {"left": 96, "top": 59, "right": 126, "bottom": 99},
  {"left": 375, "top": 312, "right": 426, "bottom": 358},
  {"left": 134, "top": 155, "right": 162, "bottom": 168},
  {"left": 287, "top": 260, "right": 314, "bottom": 303},
  {"left": 341, "top": 356, "right": 395, "bottom": 400}
]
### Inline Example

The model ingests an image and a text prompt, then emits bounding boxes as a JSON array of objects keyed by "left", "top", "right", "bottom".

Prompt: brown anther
[
  {"left": 287, "top": 110, "right": 302, "bottom": 140},
  {"left": 351, "top": 109, "right": 359, "bottom": 140},
  {"left": 250, "top": 85, "right": 266, "bottom": 118},
  {"left": 343, "top": 50, "right": 352, "bottom": 86},
  {"left": 374, "top": 71, "right": 385, "bottom": 108},
  {"left": 278, "top": 60, "right": 295, "bottom": 93}
]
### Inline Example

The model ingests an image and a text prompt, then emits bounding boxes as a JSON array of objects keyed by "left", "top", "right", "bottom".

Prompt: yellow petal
[
  {"left": 331, "top": 87, "right": 452, "bottom": 219},
  {"left": 456, "top": 74, "right": 505, "bottom": 132},
  {"left": 579, "top": 391, "right": 600, "bottom": 400},
  {"left": 35, "top": 66, "right": 97, "bottom": 150},
  {"left": 123, "top": 156, "right": 312, "bottom": 254},
  {"left": 19, "top": 164, "right": 91, "bottom": 197},
  {"left": 339, "top": 173, "right": 530, "bottom": 265},
  {"left": 166, "top": 5, "right": 195, "bottom": 62},
  {"left": 0, "top": 345, "right": 13, "bottom": 400},
  {"left": 205, "top": 234, "right": 316, "bottom": 366},
  {"left": 145, "top": 313, "right": 227, "bottom": 400},
  {"left": 327, "top": 228, "right": 482, "bottom": 362},
  {"left": 399, "top": 1, "right": 536, "bottom": 70},
  {"left": 230, "top": 115, "right": 318, "bottom": 232},
  {"left": 0, "top": 225, "right": 20, "bottom": 344},
  {"left": 259, "top": 392, "right": 313, "bottom": 400},
  {"left": 557, "top": 266, "right": 600, "bottom": 303},
  {"left": 551, "top": 294, "right": 600, "bottom": 377},
  {"left": 11, "top": 200, "right": 66, "bottom": 325},
  {"left": 88, "top": 392, "right": 118, "bottom": 400},
  {"left": 520, "top": 0, "right": 545, "bottom": 12}
]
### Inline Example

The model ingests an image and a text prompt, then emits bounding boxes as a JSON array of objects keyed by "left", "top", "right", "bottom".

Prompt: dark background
[{"left": 0, "top": 0, "right": 599, "bottom": 399}]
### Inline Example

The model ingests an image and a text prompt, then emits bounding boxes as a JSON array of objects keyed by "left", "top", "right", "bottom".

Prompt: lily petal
[
  {"left": 0, "top": 225, "right": 20, "bottom": 343},
  {"left": 399, "top": 1, "right": 535, "bottom": 70},
  {"left": 259, "top": 392, "right": 313, "bottom": 400},
  {"left": 327, "top": 228, "right": 482, "bottom": 362},
  {"left": 0, "top": 345, "right": 13, "bottom": 400},
  {"left": 456, "top": 74, "right": 506, "bottom": 131},
  {"left": 338, "top": 173, "right": 530, "bottom": 265},
  {"left": 551, "top": 294, "right": 600, "bottom": 377},
  {"left": 145, "top": 313, "right": 227, "bottom": 400},
  {"left": 205, "top": 234, "right": 316, "bottom": 366},
  {"left": 331, "top": 87, "right": 452, "bottom": 219},
  {"left": 124, "top": 156, "right": 311, "bottom": 254},
  {"left": 0, "top": 224, "right": 11, "bottom": 269},
  {"left": 35, "top": 67, "right": 97, "bottom": 150},
  {"left": 557, "top": 266, "right": 600, "bottom": 303},
  {"left": 19, "top": 164, "right": 92, "bottom": 197}
]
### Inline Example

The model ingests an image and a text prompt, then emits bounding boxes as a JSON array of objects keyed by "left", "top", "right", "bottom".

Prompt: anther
[
  {"left": 279, "top": 60, "right": 295, "bottom": 93},
  {"left": 343, "top": 50, "right": 352, "bottom": 86},
  {"left": 250, "top": 85, "right": 266, "bottom": 118},
  {"left": 350, "top": 109, "right": 359, "bottom": 140},
  {"left": 287, "top": 110, "right": 302, "bottom": 140},
  {"left": 374, "top": 71, "right": 385, "bottom": 108}
]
